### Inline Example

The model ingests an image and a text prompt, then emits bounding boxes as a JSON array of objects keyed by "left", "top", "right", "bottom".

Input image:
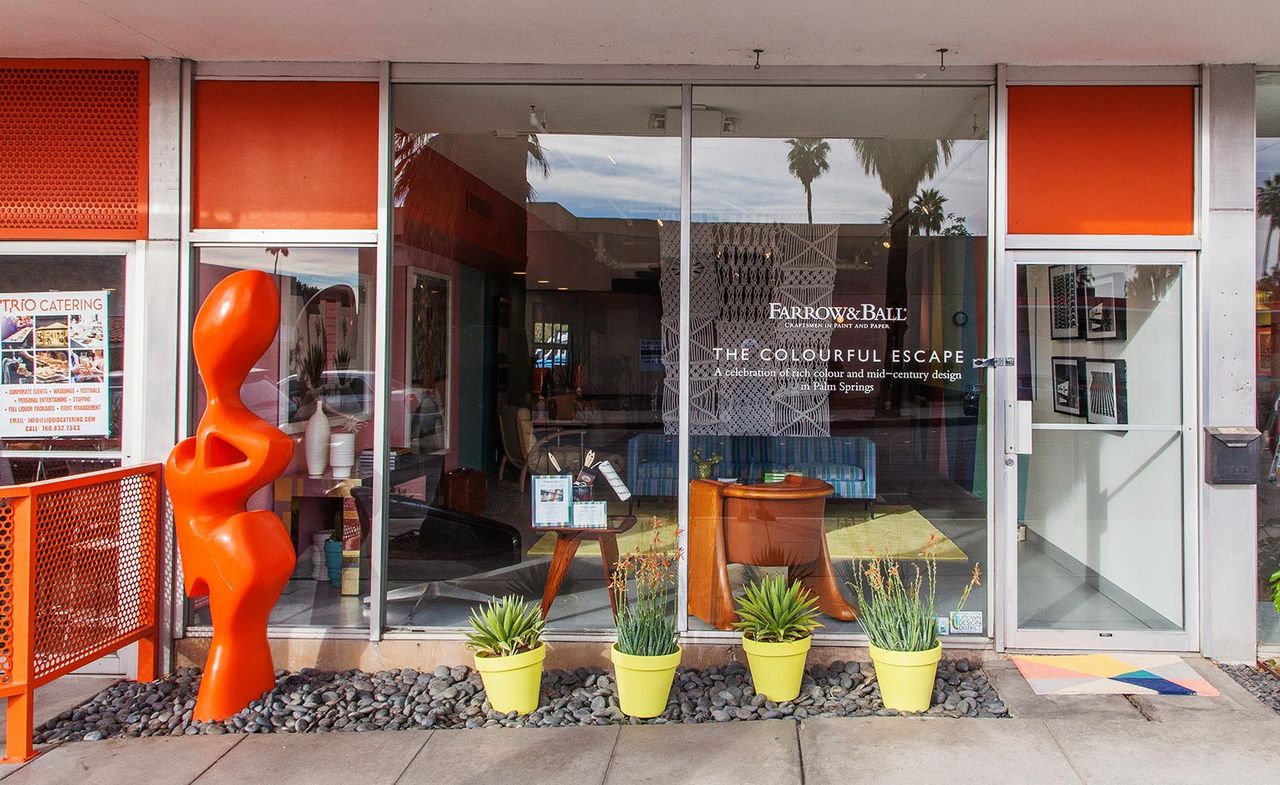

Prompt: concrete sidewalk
[{"left": 1, "top": 660, "right": 1274, "bottom": 785}]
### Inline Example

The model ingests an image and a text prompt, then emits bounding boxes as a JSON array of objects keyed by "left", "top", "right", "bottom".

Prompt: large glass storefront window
[
  {"left": 389, "top": 85, "right": 681, "bottom": 630},
  {"left": 687, "top": 86, "right": 990, "bottom": 634},
  {"left": 188, "top": 246, "right": 377, "bottom": 628},
  {"left": 192, "top": 84, "right": 996, "bottom": 637},
  {"left": 1257, "top": 72, "right": 1280, "bottom": 646},
  {"left": 0, "top": 254, "right": 124, "bottom": 480}
]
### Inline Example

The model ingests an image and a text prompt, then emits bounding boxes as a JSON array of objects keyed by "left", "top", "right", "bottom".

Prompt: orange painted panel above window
[
  {"left": 192, "top": 81, "right": 379, "bottom": 230},
  {"left": 0, "top": 59, "right": 149, "bottom": 240},
  {"left": 1007, "top": 86, "right": 1195, "bottom": 235}
]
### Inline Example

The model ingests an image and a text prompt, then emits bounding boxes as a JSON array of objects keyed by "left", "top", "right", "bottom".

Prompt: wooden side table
[{"left": 538, "top": 515, "right": 637, "bottom": 619}]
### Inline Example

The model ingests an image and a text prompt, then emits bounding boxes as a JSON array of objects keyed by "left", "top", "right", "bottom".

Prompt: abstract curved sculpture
[{"left": 165, "top": 270, "right": 296, "bottom": 721}]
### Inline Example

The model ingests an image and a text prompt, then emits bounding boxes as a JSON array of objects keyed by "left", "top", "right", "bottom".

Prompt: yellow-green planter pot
[
  {"left": 742, "top": 635, "right": 811, "bottom": 702},
  {"left": 474, "top": 642, "right": 547, "bottom": 715},
  {"left": 869, "top": 642, "right": 942, "bottom": 713},
  {"left": 611, "top": 644, "right": 681, "bottom": 718}
]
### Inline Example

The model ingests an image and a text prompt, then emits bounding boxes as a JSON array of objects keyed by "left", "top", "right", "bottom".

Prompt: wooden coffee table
[{"left": 538, "top": 514, "right": 637, "bottom": 619}]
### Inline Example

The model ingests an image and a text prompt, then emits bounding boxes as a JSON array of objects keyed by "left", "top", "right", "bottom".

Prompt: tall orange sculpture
[{"left": 166, "top": 270, "right": 296, "bottom": 721}]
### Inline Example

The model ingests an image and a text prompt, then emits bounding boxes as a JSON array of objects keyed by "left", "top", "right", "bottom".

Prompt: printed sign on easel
[{"left": 531, "top": 474, "right": 571, "bottom": 528}]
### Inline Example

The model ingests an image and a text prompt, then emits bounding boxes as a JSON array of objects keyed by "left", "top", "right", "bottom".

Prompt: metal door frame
[{"left": 994, "top": 247, "right": 1200, "bottom": 652}]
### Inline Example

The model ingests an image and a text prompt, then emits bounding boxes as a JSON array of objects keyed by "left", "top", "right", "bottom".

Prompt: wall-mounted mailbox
[{"left": 1205, "top": 426, "right": 1261, "bottom": 485}]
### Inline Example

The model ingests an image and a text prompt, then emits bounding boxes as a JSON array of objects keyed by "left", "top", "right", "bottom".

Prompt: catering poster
[{"left": 0, "top": 291, "right": 109, "bottom": 437}]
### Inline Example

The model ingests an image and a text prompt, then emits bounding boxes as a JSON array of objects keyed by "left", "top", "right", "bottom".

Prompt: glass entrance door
[{"left": 999, "top": 251, "right": 1196, "bottom": 650}]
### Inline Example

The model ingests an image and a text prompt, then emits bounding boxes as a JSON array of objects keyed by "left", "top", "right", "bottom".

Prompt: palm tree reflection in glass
[
  {"left": 852, "top": 138, "right": 955, "bottom": 415},
  {"left": 785, "top": 138, "right": 831, "bottom": 224}
]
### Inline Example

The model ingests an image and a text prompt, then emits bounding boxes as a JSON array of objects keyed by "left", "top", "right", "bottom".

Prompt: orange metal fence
[{"left": 0, "top": 463, "right": 162, "bottom": 762}]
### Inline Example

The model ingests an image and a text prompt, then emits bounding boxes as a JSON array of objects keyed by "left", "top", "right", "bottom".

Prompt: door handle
[{"left": 1005, "top": 400, "right": 1032, "bottom": 455}]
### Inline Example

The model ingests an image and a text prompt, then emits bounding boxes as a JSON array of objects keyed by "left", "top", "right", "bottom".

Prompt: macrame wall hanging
[{"left": 659, "top": 222, "right": 838, "bottom": 437}]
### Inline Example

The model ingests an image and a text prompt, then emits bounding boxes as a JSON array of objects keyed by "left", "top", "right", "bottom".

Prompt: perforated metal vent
[{"left": 0, "top": 61, "right": 148, "bottom": 239}]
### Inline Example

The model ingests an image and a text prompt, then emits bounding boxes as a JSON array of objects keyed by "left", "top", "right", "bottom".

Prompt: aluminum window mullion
[
  {"left": 993, "top": 65, "right": 1014, "bottom": 652},
  {"left": 676, "top": 83, "right": 692, "bottom": 635},
  {"left": 369, "top": 61, "right": 393, "bottom": 643},
  {"left": 985, "top": 81, "right": 999, "bottom": 647},
  {"left": 1029, "top": 424, "right": 1188, "bottom": 431}
]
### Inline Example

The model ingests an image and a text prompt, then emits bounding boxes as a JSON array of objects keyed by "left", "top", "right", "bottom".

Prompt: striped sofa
[{"left": 626, "top": 433, "right": 876, "bottom": 503}]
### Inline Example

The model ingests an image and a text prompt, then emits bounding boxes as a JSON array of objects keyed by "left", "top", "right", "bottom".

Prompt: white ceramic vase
[
  {"left": 304, "top": 398, "right": 331, "bottom": 478},
  {"left": 311, "top": 532, "right": 330, "bottom": 581},
  {"left": 329, "top": 432, "right": 356, "bottom": 479}
]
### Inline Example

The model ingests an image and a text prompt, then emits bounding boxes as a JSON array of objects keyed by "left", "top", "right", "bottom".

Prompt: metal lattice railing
[{"left": 0, "top": 464, "right": 161, "bottom": 762}]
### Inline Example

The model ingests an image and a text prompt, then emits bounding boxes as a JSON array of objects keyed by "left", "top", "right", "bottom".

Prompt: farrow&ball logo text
[{"left": 767, "top": 302, "right": 908, "bottom": 329}]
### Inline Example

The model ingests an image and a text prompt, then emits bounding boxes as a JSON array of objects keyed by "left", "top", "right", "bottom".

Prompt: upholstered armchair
[
  {"left": 496, "top": 405, "right": 585, "bottom": 491},
  {"left": 688, "top": 475, "right": 856, "bottom": 630}
]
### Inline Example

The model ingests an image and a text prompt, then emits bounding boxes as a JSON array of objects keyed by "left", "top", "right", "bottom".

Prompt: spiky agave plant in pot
[
  {"left": 466, "top": 595, "right": 547, "bottom": 714},
  {"left": 849, "top": 537, "right": 981, "bottom": 712},
  {"left": 733, "top": 575, "right": 823, "bottom": 702},
  {"left": 609, "top": 527, "right": 682, "bottom": 718}
]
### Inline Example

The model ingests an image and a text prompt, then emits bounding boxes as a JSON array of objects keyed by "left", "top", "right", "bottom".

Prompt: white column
[
  {"left": 124, "top": 58, "right": 182, "bottom": 466},
  {"left": 1199, "top": 63, "right": 1258, "bottom": 663},
  {"left": 128, "top": 58, "right": 184, "bottom": 672}
]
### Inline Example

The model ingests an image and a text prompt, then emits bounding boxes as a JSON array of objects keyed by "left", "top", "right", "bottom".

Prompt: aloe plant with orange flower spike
[
  {"left": 848, "top": 535, "right": 981, "bottom": 652},
  {"left": 610, "top": 522, "right": 682, "bottom": 657}
]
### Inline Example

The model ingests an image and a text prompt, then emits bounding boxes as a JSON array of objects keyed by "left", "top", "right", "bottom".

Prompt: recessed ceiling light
[
  {"left": 881, "top": 241, "right": 891, "bottom": 249},
  {"left": 536, "top": 279, "right": 550, "bottom": 284},
  {"left": 557, "top": 287, "right": 568, "bottom": 291},
  {"left": 514, "top": 271, "right": 527, "bottom": 275}
]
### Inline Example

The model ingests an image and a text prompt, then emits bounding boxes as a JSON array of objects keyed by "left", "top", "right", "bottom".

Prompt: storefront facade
[{"left": 0, "top": 55, "right": 1269, "bottom": 667}]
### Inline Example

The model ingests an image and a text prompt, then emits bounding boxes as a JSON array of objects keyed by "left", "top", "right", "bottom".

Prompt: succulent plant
[
  {"left": 733, "top": 575, "right": 822, "bottom": 643},
  {"left": 465, "top": 595, "right": 544, "bottom": 658},
  {"left": 691, "top": 448, "right": 723, "bottom": 480}
]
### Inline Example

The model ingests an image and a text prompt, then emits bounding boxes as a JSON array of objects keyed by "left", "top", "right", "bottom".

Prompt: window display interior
[
  {"left": 189, "top": 246, "right": 377, "bottom": 629},
  {"left": 0, "top": 255, "right": 125, "bottom": 481},
  {"left": 387, "top": 83, "right": 991, "bottom": 635},
  {"left": 685, "top": 85, "right": 990, "bottom": 635},
  {"left": 388, "top": 84, "right": 682, "bottom": 630}
]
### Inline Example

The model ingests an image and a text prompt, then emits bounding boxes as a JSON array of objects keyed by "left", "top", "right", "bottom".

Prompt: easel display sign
[
  {"left": 571, "top": 500, "right": 608, "bottom": 529},
  {"left": 532, "top": 474, "right": 571, "bottom": 528},
  {"left": 532, "top": 453, "right": 632, "bottom": 530},
  {"left": 0, "top": 291, "right": 110, "bottom": 437}
]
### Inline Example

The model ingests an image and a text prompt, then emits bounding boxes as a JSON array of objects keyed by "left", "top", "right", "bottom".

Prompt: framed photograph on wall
[
  {"left": 1049, "top": 265, "right": 1081, "bottom": 340},
  {"left": 1084, "top": 358, "right": 1128, "bottom": 425},
  {"left": 1083, "top": 272, "right": 1127, "bottom": 341},
  {"left": 1051, "top": 356, "right": 1086, "bottom": 417},
  {"left": 406, "top": 268, "right": 451, "bottom": 451}
]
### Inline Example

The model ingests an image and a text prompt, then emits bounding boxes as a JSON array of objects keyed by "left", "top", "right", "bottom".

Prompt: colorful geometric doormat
[{"left": 1010, "top": 653, "right": 1220, "bottom": 696}]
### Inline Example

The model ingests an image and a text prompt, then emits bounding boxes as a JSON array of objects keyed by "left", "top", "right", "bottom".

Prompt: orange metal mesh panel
[
  {"left": 28, "top": 472, "right": 158, "bottom": 681},
  {"left": 0, "top": 61, "right": 149, "bottom": 239},
  {"left": 0, "top": 498, "right": 13, "bottom": 687}
]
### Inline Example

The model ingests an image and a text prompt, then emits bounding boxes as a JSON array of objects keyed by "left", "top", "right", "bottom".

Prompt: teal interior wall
[{"left": 456, "top": 265, "right": 494, "bottom": 470}]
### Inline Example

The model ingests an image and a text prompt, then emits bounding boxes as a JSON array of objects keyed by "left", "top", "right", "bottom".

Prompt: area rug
[
  {"left": 528, "top": 504, "right": 966, "bottom": 561},
  {"left": 1010, "top": 653, "right": 1220, "bottom": 696},
  {"left": 527, "top": 513, "right": 678, "bottom": 558},
  {"left": 824, "top": 505, "right": 968, "bottom": 561}
]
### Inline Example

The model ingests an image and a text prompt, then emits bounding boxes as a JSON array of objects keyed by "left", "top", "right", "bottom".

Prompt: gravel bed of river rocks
[
  {"left": 35, "top": 658, "right": 1007, "bottom": 743},
  {"left": 1219, "top": 663, "right": 1280, "bottom": 715}
]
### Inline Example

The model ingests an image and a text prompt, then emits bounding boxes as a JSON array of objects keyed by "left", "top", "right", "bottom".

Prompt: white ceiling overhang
[{"left": 1, "top": 0, "right": 1278, "bottom": 66}]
